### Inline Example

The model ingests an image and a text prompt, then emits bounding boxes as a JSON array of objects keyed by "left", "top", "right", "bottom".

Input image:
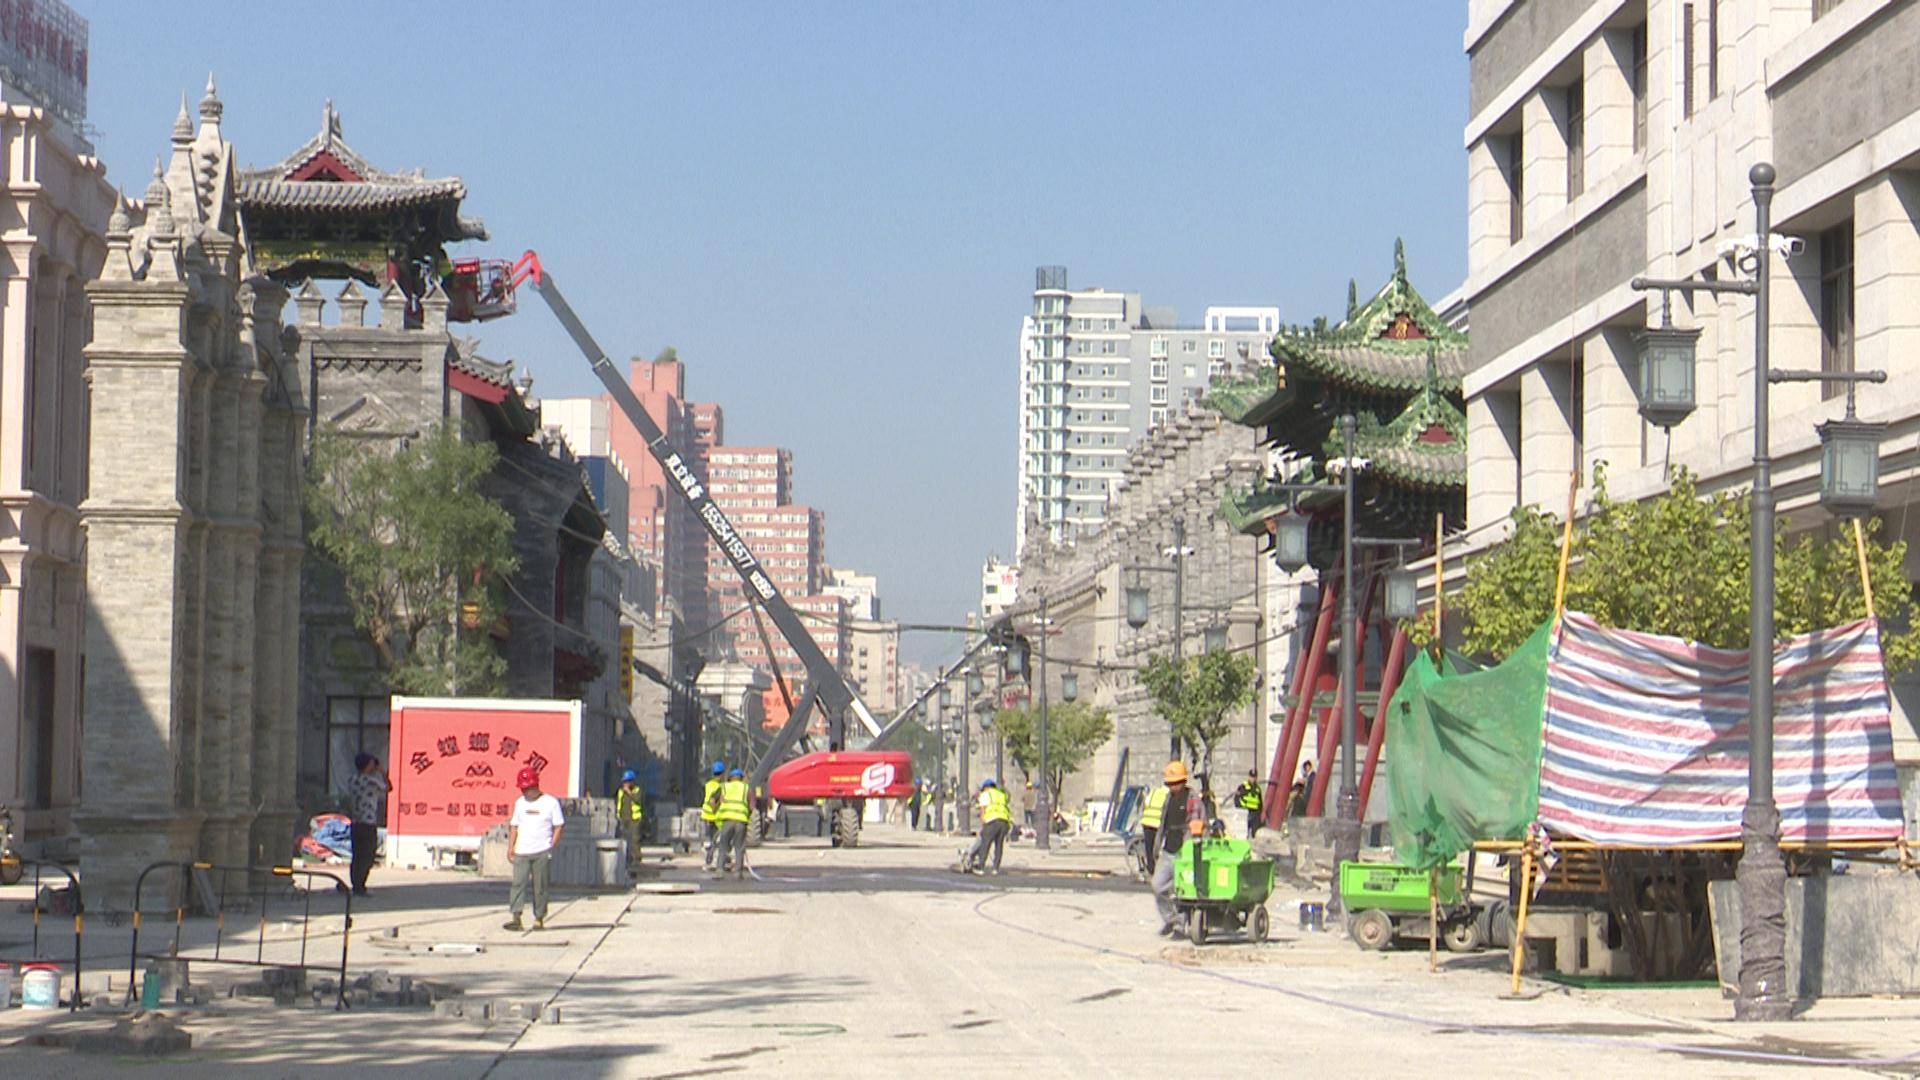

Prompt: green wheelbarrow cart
[
  {"left": 1338, "top": 860, "right": 1486, "bottom": 952},
  {"left": 1172, "top": 837, "right": 1276, "bottom": 945}
]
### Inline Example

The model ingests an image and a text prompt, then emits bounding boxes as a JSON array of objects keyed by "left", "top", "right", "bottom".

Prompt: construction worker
[
  {"left": 1151, "top": 761, "right": 1192, "bottom": 936},
  {"left": 1139, "top": 776, "right": 1170, "bottom": 875},
  {"left": 715, "top": 767, "right": 752, "bottom": 879},
  {"left": 1234, "top": 770, "right": 1264, "bottom": 838},
  {"left": 504, "top": 767, "right": 565, "bottom": 932},
  {"left": 965, "top": 779, "right": 1012, "bottom": 875},
  {"left": 701, "top": 761, "right": 725, "bottom": 870},
  {"left": 616, "top": 769, "right": 646, "bottom": 877}
]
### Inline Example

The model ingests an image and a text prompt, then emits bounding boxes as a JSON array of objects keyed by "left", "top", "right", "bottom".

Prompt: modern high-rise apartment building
[{"left": 1017, "top": 266, "right": 1280, "bottom": 549}]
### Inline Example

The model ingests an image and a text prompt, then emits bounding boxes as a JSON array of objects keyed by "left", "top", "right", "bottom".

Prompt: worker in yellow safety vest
[
  {"left": 1234, "top": 769, "right": 1264, "bottom": 839},
  {"left": 701, "top": 761, "right": 725, "bottom": 870},
  {"left": 616, "top": 769, "right": 647, "bottom": 878},
  {"left": 1139, "top": 781, "right": 1170, "bottom": 874},
  {"left": 965, "top": 779, "right": 1013, "bottom": 875},
  {"left": 715, "top": 768, "right": 753, "bottom": 880}
]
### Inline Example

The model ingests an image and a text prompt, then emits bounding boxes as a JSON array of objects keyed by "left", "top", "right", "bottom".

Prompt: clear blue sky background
[{"left": 88, "top": 3, "right": 1468, "bottom": 666}]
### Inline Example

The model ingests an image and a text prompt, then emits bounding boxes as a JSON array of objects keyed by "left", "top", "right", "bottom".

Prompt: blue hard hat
[
  {"left": 712, "top": 761, "right": 726, "bottom": 775},
  {"left": 621, "top": 769, "right": 637, "bottom": 783},
  {"left": 730, "top": 767, "right": 746, "bottom": 778},
  {"left": 981, "top": 779, "right": 997, "bottom": 789}
]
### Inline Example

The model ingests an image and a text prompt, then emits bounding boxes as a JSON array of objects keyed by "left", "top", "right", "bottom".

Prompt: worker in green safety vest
[
  {"left": 701, "top": 761, "right": 725, "bottom": 870},
  {"left": 616, "top": 769, "right": 646, "bottom": 877},
  {"left": 715, "top": 768, "right": 752, "bottom": 880},
  {"left": 1139, "top": 781, "right": 1170, "bottom": 874},
  {"left": 1234, "top": 770, "right": 1264, "bottom": 839},
  {"left": 965, "top": 780, "right": 1012, "bottom": 875}
]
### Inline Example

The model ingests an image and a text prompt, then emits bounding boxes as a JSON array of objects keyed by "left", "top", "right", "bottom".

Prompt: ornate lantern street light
[
  {"left": 1634, "top": 309, "right": 1701, "bottom": 429},
  {"left": 1816, "top": 391, "right": 1887, "bottom": 517},
  {"left": 1273, "top": 514, "right": 1311, "bottom": 573},
  {"left": 1061, "top": 671, "right": 1078, "bottom": 703},
  {"left": 1124, "top": 585, "right": 1150, "bottom": 629},
  {"left": 1384, "top": 565, "right": 1420, "bottom": 622}
]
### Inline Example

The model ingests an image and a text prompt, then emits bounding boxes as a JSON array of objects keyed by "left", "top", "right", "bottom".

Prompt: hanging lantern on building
[
  {"left": 966, "top": 667, "right": 984, "bottom": 697},
  {"left": 1061, "top": 672, "right": 1079, "bottom": 702},
  {"left": 1125, "top": 586, "right": 1151, "bottom": 629},
  {"left": 1633, "top": 323, "right": 1701, "bottom": 429},
  {"left": 1384, "top": 566, "right": 1420, "bottom": 622},
  {"left": 1004, "top": 636, "right": 1031, "bottom": 679},
  {"left": 1816, "top": 408, "right": 1886, "bottom": 517},
  {"left": 1273, "top": 514, "right": 1311, "bottom": 573}
]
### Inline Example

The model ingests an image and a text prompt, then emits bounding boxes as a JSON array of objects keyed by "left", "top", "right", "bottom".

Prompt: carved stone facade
[
  {"left": 0, "top": 104, "right": 113, "bottom": 848},
  {"left": 287, "top": 284, "right": 610, "bottom": 813},
  {"left": 1012, "top": 405, "right": 1299, "bottom": 813},
  {"left": 78, "top": 84, "right": 306, "bottom": 906}
]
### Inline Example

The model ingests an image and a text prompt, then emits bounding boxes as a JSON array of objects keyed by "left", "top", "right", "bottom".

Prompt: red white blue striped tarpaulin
[{"left": 1538, "top": 611, "right": 1904, "bottom": 846}]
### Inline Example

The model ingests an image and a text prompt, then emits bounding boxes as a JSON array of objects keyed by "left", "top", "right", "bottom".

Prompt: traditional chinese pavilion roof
[
  {"left": 1211, "top": 241, "right": 1467, "bottom": 548},
  {"left": 237, "top": 102, "right": 486, "bottom": 290}
]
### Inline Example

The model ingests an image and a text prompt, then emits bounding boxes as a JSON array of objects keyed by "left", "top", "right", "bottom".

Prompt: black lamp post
[{"left": 1629, "top": 161, "right": 1887, "bottom": 1022}]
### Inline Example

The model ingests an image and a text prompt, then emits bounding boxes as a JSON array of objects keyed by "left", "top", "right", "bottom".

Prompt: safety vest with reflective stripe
[
  {"left": 718, "top": 779, "right": 751, "bottom": 824},
  {"left": 981, "top": 787, "right": 1011, "bottom": 824},
  {"left": 1235, "top": 781, "right": 1262, "bottom": 812},
  {"left": 1141, "top": 785, "right": 1170, "bottom": 829},
  {"left": 617, "top": 786, "right": 645, "bottom": 822},
  {"left": 701, "top": 778, "right": 722, "bottom": 823}
]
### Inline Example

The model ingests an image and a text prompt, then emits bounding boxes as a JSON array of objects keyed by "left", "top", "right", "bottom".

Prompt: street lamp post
[
  {"left": 1126, "top": 519, "right": 1194, "bottom": 760},
  {"left": 1630, "top": 162, "right": 1887, "bottom": 1022},
  {"left": 1037, "top": 593, "right": 1052, "bottom": 851}
]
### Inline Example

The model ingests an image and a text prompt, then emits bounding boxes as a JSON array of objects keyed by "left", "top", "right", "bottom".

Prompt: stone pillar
[
  {"left": 1520, "top": 362, "right": 1577, "bottom": 509},
  {"left": 1468, "top": 138, "right": 1510, "bottom": 274},
  {"left": 1854, "top": 171, "right": 1920, "bottom": 386},
  {"left": 1584, "top": 30, "right": 1637, "bottom": 180},
  {"left": 1522, "top": 89, "right": 1570, "bottom": 234},
  {"left": 1582, "top": 328, "right": 1643, "bottom": 479},
  {"left": 1467, "top": 391, "right": 1521, "bottom": 532},
  {"left": 77, "top": 223, "right": 204, "bottom": 910}
]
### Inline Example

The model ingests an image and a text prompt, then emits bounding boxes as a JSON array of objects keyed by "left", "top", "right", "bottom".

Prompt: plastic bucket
[{"left": 20, "top": 963, "right": 60, "bottom": 1010}]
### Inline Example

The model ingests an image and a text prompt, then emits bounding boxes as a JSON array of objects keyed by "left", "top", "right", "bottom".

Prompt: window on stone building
[
  {"left": 1565, "top": 79, "right": 1585, "bottom": 198},
  {"left": 1506, "top": 132, "right": 1525, "bottom": 242},
  {"left": 1183, "top": 340, "right": 1196, "bottom": 354},
  {"left": 1708, "top": 0, "right": 1720, "bottom": 101},
  {"left": 1632, "top": 22, "right": 1648, "bottom": 151},
  {"left": 21, "top": 648, "right": 54, "bottom": 810},
  {"left": 1682, "top": 3, "right": 1696, "bottom": 119},
  {"left": 328, "top": 696, "right": 391, "bottom": 799},
  {"left": 1820, "top": 221, "right": 1855, "bottom": 400}
]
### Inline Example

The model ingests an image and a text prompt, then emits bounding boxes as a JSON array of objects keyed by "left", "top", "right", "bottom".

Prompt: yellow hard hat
[{"left": 1163, "top": 761, "right": 1189, "bottom": 784}]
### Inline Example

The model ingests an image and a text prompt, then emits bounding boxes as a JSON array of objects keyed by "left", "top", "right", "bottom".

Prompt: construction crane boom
[{"left": 510, "top": 253, "right": 880, "bottom": 779}]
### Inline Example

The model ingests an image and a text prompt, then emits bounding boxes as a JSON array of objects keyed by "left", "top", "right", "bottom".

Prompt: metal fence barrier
[
  {"left": 127, "top": 861, "right": 353, "bottom": 1011},
  {"left": 0, "top": 858, "right": 83, "bottom": 1012}
]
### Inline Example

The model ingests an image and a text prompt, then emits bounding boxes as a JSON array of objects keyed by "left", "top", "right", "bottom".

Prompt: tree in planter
[
  {"left": 305, "top": 423, "right": 520, "bottom": 696},
  {"left": 1428, "top": 466, "right": 1916, "bottom": 671},
  {"left": 1136, "top": 649, "right": 1259, "bottom": 780},
  {"left": 992, "top": 700, "right": 1114, "bottom": 808}
]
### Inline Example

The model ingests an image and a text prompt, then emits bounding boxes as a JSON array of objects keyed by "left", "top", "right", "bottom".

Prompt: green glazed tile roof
[
  {"left": 1219, "top": 480, "right": 1294, "bottom": 535},
  {"left": 1271, "top": 239, "right": 1467, "bottom": 395}
]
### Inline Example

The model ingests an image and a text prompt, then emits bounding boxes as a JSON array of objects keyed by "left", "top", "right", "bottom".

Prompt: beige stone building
[
  {"left": 0, "top": 101, "right": 113, "bottom": 846},
  {"left": 1458, "top": 0, "right": 1920, "bottom": 779},
  {"left": 77, "top": 84, "right": 307, "bottom": 904}
]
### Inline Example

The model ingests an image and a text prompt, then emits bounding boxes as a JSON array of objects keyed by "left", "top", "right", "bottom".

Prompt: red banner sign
[{"left": 388, "top": 697, "right": 581, "bottom": 840}]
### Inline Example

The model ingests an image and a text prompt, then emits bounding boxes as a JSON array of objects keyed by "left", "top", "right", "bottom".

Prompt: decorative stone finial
[
  {"left": 199, "top": 72, "right": 223, "bottom": 121},
  {"left": 1394, "top": 236, "right": 1407, "bottom": 278},
  {"left": 107, "top": 189, "right": 130, "bottom": 237},
  {"left": 1346, "top": 278, "right": 1358, "bottom": 320},
  {"left": 144, "top": 159, "right": 174, "bottom": 235},
  {"left": 171, "top": 93, "right": 193, "bottom": 142}
]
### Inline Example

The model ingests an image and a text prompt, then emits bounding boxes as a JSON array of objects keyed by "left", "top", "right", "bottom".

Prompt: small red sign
[{"left": 388, "top": 697, "right": 581, "bottom": 840}]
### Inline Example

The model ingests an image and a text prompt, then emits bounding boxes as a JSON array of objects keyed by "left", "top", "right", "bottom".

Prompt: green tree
[
  {"left": 1431, "top": 466, "right": 1916, "bottom": 671},
  {"left": 305, "top": 423, "right": 520, "bottom": 696},
  {"left": 992, "top": 700, "right": 1114, "bottom": 804},
  {"left": 1136, "top": 649, "right": 1258, "bottom": 774}
]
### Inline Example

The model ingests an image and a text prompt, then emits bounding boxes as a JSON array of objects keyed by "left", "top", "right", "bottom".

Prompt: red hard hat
[{"left": 515, "top": 767, "right": 541, "bottom": 790}]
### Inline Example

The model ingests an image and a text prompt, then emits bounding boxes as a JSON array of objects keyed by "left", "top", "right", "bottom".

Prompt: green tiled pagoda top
[
  {"left": 1273, "top": 239, "right": 1468, "bottom": 394},
  {"left": 1324, "top": 359, "right": 1469, "bottom": 489}
]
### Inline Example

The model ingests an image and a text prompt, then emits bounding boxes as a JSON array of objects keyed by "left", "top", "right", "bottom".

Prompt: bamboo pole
[
  {"left": 1433, "top": 511, "right": 1445, "bottom": 645},
  {"left": 1508, "top": 838, "right": 1535, "bottom": 995},
  {"left": 1472, "top": 837, "right": 1898, "bottom": 853},
  {"left": 1551, "top": 468, "right": 1579, "bottom": 625},
  {"left": 1853, "top": 518, "right": 1877, "bottom": 620},
  {"left": 1428, "top": 866, "right": 1440, "bottom": 972}
]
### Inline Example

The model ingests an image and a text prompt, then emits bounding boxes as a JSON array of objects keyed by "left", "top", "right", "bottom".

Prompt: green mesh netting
[{"left": 1386, "top": 620, "right": 1551, "bottom": 869}]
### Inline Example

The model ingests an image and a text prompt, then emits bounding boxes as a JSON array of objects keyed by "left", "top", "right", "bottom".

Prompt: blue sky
[{"left": 87, "top": 3, "right": 1469, "bottom": 666}]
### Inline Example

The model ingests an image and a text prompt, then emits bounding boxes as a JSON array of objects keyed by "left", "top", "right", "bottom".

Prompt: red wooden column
[
  {"left": 1264, "top": 563, "right": 1339, "bottom": 829},
  {"left": 1356, "top": 625, "right": 1410, "bottom": 815}
]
